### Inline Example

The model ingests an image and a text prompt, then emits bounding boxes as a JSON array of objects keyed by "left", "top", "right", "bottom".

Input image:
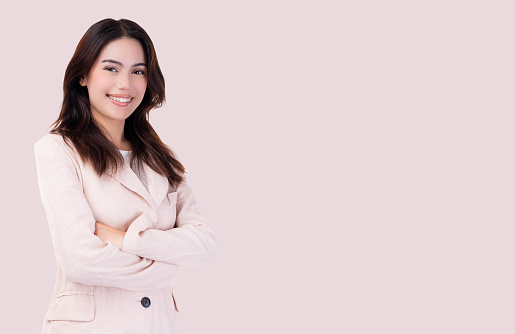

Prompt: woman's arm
[
  {"left": 94, "top": 222, "right": 125, "bottom": 250},
  {"left": 121, "top": 175, "right": 218, "bottom": 266},
  {"left": 34, "top": 135, "right": 179, "bottom": 292}
]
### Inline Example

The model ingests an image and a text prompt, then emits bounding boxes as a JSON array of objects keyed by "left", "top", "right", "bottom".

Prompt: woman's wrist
[{"left": 95, "top": 221, "right": 126, "bottom": 250}]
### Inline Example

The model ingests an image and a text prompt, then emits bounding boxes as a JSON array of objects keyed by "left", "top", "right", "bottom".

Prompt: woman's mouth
[{"left": 106, "top": 94, "right": 134, "bottom": 106}]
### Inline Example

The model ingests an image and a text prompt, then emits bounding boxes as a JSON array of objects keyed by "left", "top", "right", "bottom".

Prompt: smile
[{"left": 107, "top": 95, "right": 133, "bottom": 103}]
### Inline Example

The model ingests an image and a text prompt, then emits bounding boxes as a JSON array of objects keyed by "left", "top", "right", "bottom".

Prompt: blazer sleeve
[
  {"left": 121, "top": 158, "right": 218, "bottom": 266},
  {"left": 34, "top": 135, "right": 179, "bottom": 292}
]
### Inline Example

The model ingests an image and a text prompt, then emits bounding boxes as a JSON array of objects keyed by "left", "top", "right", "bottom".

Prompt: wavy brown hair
[{"left": 49, "top": 18, "right": 185, "bottom": 189}]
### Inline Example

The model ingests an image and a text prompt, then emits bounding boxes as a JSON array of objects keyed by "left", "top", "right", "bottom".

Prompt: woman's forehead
[{"left": 95, "top": 38, "right": 145, "bottom": 65}]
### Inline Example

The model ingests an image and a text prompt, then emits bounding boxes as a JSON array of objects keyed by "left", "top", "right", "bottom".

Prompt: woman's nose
[{"left": 117, "top": 73, "right": 130, "bottom": 89}]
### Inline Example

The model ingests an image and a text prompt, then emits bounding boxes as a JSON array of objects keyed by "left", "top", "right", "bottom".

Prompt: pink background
[{"left": 1, "top": 0, "right": 513, "bottom": 333}]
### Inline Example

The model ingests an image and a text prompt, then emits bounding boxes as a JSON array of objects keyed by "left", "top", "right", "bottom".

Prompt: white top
[{"left": 119, "top": 149, "right": 149, "bottom": 191}]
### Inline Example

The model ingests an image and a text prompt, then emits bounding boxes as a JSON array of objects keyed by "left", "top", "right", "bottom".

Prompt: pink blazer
[{"left": 34, "top": 133, "right": 217, "bottom": 334}]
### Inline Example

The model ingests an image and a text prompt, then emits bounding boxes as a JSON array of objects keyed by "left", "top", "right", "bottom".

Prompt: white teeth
[{"left": 108, "top": 95, "right": 132, "bottom": 103}]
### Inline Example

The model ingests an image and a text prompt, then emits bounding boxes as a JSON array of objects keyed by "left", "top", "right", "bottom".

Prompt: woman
[{"left": 34, "top": 18, "right": 217, "bottom": 333}]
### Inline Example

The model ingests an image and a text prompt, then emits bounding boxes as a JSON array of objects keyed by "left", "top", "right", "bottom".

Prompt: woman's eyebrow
[{"left": 101, "top": 59, "right": 147, "bottom": 67}]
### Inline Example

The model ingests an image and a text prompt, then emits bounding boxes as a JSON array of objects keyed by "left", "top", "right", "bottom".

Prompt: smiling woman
[
  {"left": 34, "top": 18, "right": 217, "bottom": 334},
  {"left": 80, "top": 38, "right": 148, "bottom": 130}
]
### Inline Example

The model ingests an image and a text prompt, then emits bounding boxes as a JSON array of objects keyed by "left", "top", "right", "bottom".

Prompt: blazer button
[{"left": 141, "top": 297, "right": 151, "bottom": 308}]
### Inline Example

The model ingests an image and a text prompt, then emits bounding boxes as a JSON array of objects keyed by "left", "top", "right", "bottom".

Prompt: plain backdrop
[{"left": 1, "top": 0, "right": 514, "bottom": 333}]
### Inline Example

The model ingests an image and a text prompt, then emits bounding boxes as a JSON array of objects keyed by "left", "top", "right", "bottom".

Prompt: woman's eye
[
  {"left": 104, "top": 67, "right": 117, "bottom": 72},
  {"left": 133, "top": 70, "right": 145, "bottom": 75}
]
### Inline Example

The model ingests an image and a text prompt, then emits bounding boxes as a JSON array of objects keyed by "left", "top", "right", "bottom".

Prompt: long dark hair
[{"left": 50, "top": 18, "right": 185, "bottom": 189}]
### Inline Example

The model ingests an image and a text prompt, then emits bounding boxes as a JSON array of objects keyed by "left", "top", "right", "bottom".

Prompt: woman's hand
[{"left": 94, "top": 222, "right": 126, "bottom": 251}]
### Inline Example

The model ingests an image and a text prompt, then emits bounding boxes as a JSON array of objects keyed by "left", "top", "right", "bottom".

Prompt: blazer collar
[{"left": 110, "top": 158, "right": 169, "bottom": 209}]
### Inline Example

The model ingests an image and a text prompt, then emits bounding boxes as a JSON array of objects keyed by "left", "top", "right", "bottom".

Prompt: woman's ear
[{"left": 79, "top": 75, "right": 88, "bottom": 86}]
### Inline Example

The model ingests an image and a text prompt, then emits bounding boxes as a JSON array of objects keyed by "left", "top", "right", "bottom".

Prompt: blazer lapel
[
  {"left": 110, "top": 159, "right": 169, "bottom": 210},
  {"left": 142, "top": 162, "right": 169, "bottom": 208}
]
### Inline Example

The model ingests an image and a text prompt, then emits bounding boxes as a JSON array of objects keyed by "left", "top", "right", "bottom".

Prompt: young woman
[{"left": 34, "top": 18, "right": 217, "bottom": 333}]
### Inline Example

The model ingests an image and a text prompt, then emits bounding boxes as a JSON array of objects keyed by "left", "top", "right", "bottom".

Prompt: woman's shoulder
[
  {"left": 35, "top": 132, "right": 65, "bottom": 150},
  {"left": 35, "top": 132, "right": 62, "bottom": 143},
  {"left": 34, "top": 132, "right": 79, "bottom": 159}
]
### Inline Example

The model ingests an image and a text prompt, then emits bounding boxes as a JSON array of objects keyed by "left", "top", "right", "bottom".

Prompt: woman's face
[{"left": 80, "top": 37, "right": 148, "bottom": 127}]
